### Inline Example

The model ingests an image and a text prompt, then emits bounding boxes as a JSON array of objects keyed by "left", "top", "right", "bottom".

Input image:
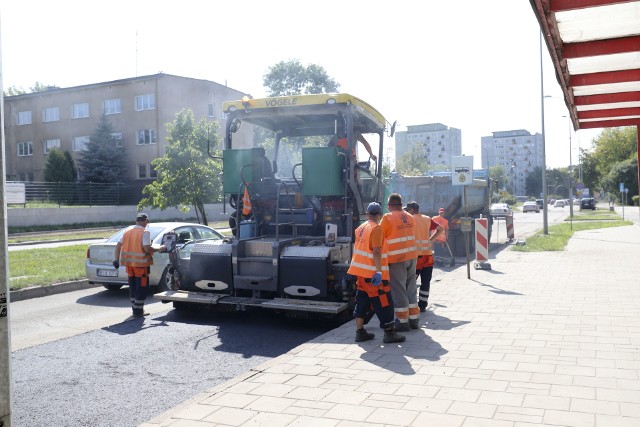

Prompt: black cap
[
  {"left": 404, "top": 201, "right": 419, "bottom": 211},
  {"left": 367, "top": 202, "right": 382, "bottom": 215},
  {"left": 136, "top": 212, "right": 149, "bottom": 221}
]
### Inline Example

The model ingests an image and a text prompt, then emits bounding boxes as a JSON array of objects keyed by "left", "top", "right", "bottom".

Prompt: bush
[
  {"left": 633, "top": 195, "right": 639, "bottom": 206},
  {"left": 499, "top": 195, "right": 517, "bottom": 205}
]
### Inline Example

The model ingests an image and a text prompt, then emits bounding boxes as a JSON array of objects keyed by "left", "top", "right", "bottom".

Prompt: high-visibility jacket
[
  {"left": 413, "top": 214, "right": 434, "bottom": 256},
  {"left": 432, "top": 215, "right": 449, "bottom": 243},
  {"left": 348, "top": 220, "right": 389, "bottom": 280},
  {"left": 242, "top": 187, "right": 252, "bottom": 216},
  {"left": 380, "top": 210, "right": 416, "bottom": 264},
  {"left": 120, "top": 227, "right": 153, "bottom": 267},
  {"left": 336, "top": 138, "right": 357, "bottom": 159}
]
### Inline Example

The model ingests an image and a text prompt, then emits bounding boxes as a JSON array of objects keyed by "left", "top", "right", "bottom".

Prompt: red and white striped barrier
[
  {"left": 474, "top": 218, "right": 491, "bottom": 270},
  {"left": 505, "top": 214, "right": 515, "bottom": 241}
]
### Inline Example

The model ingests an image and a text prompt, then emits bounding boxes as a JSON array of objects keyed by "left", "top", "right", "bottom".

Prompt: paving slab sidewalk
[{"left": 144, "top": 223, "right": 640, "bottom": 427}]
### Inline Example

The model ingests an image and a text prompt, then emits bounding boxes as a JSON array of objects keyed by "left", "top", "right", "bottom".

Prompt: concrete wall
[{"left": 7, "top": 203, "right": 230, "bottom": 228}]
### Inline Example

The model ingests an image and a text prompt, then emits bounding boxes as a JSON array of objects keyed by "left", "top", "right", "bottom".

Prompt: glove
[
  {"left": 371, "top": 272, "right": 382, "bottom": 287},
  {"left": 112, "top": 260, "right": 120, "bottom": 269}
]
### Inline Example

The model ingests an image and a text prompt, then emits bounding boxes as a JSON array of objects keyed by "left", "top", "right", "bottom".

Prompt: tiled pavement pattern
[{"left": 143, "top": 223, "right": 640, "bottom": 427}]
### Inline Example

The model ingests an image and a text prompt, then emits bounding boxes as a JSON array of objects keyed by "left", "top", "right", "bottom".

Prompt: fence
[{"left": 7, "top": 181, "right": 223, "bottom": 207}]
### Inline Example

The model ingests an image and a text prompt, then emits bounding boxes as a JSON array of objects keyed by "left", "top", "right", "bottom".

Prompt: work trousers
[
  {"left": 127, "top": 266, "right": 150, "bottom": 315},
  {"left": 417, "top": 255, "right": 434, "bottom": 309},
  {"left": 353, "top": 278, "right": 394, "bottom": 329},
  {"left": 389, "top": 258, "right": 417, "bottom": 324}
]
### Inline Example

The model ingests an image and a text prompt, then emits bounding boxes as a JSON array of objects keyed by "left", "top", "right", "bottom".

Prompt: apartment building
[
  {"left": 394, "top": 123, "right": 462, "bottom": 172},
  {"left": 480, "top": 129, "right": 544, "bottom": 196},
  {"left": 3, "top": 73, "right": 247, "bottom": 182}
]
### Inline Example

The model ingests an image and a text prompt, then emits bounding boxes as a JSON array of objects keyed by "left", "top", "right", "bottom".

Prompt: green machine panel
[
  {"left": 223, "top": 148, "right": 271, "bottom": 194},
  {"left": 302, "top": 147, "right": 345, "bottom": 196}
]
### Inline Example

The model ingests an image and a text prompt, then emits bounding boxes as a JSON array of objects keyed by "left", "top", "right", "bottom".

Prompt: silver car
[
  {"left": 522, "top": 201, "right": 540, "bottom": 213},
  {"left": 85, "top": 222, "right": 224, "bottom": 292},
  {"left": 490, "top": 203, "right": 513, "bottom": 218}
]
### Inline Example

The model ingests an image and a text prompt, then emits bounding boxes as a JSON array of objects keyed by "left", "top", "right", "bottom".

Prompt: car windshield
[{"left": 106, "top": 225, "right": 166, "bottom": 243}]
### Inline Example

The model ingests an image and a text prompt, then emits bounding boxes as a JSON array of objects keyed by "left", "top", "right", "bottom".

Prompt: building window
[
  {"left": 111, "top": 132, "right": 123, "bottom": 147},
  {"left": 135, "top": 94, "right": 155, "bottom": 111},
  {"left": 72, "top": 136, "right": 90, "bottom": 151},
  {"left": 104, "top": 98, "right": 121, "bottom": 115},
  {"left": 208, "top": 103, "right": 215, "bottom": 118},
  {"left": 44, "top": 139, "right": 61, "bottom": 154},
  {"left": 18, "top": 141, "right": 33, "bottom": 157},
  {"left": 72, "top": 103, "right": 89, "bottom": 119},
  {"left": 137, "top": 129, "right": 157, "bottom": 145},
  {"left": 43, "top": 107, "right": 60, "bottom": 122},
  {"left": 17, "top": 111, "right": 32, "bottom": 125},
  {"left": 137, "top": 164, "right": 147, "bottom": 179}
]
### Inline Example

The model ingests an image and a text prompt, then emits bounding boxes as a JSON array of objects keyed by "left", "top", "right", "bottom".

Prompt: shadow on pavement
[
  {"left": 471, "top": 279, "right": 523, "bottom": 296},
  {"left": 101, "top": 316, "right": 170, "bottom": 335},
  {"left": 75, "top": 287, "right": 162, "bottom": 308}
]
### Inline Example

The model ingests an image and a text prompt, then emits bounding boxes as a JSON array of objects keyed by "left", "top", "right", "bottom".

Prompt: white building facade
[
  {"left": 481, "top": 129, "right": 544, "bottom": 196},
  {"left": 395, "top": 123, "right": 462, "bottom": 173}
]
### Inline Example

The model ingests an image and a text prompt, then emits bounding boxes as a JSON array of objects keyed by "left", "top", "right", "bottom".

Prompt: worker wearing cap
[
  {"left": 380, "top": 193, "right": 417, "bottom": 331},
  {"left": 347, "top": 202, "right": 405, "bottom": 343},
  {"left": 404, "top": 201, "right": 444, "bottom": 313},
  {"left": 114, "top": 213, "right": 166, "bottom": 317}
]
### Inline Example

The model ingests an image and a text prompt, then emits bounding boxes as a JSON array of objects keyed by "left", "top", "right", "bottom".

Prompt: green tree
[
  {"left": 139, "top": 109, "right": 221, "bottom": 225},
  {"left": 263, "top": 59, "right": 340, "bottom": 96},
  {"left": 396, "top": 145, "right": 428, "bottom": 176},
  {"left": 490, "top": 165, "right": 506, "bottom": 191},
  {"left": 525, "top": 166, "right": 542, "bottom": 197},
  {"left": 77, "top": 116, "right": 127, "bottom": 183},
  {"left": 600, "top": 156, "right": 638, "bottom": 204},
  {"left": 43, "top": 149, "right": 75, "bottom": 182},
  {"left": 592, "top": 127, "right": 637, "bottom": 178},
  {"left": 4, "top": 86, "right": 27, "bottom": 96},
  {"left": 30, "top": 82, "right": 59, "bottom": 92},
  {"left": 64, "top": 151, "right": 77, "bottom": 181},
  {"left": 579, "top": 148, "right": 599, "bottom": 192}
]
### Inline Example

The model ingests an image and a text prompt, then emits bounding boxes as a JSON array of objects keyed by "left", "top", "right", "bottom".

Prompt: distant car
[
  {"left": 490, "top": 203, "right": 512, "bottom": 218},
  {"left": 535, "top": 199, "right": 544, "bottom": 209},
  {"left": 581, "top": 197, "right": 596, "bottom": 210},
  {"left": 86, "top": 222, "right": 224, "bottom": 292},
  {"left": 522, "top": 201, "right": 540, "bottom": 213},
  {"left": 554, "top": 199, "right": 567, "bottom": 208}
]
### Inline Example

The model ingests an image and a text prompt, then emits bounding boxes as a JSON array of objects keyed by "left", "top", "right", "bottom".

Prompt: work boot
[
  {"left": 394, "top": 321, "right": 411, "bottom": 332},
  {"left": 355, "top": 328, "right": 375, "bottom": 342},
  {"left": 383, "top": 328, "right": 406, "bottom": 343},
  {"left": 419, "top": 301, "right": 428, "bottom": 312},
  {"left": 409, "top": 319, "right": 419, "bottom": 329}
]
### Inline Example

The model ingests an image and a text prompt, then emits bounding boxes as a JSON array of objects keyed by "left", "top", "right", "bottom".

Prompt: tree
[
  {"left": 490, "top": 165, "right": 506, "bottom": 192},
  {"left": 263, "top": 59, "right": 340, "bottom": 96},
  {"left": 396, "top": 145, "right": 428, "bottom": 176},
  {"left": 77, "top": 116, "right": 127, "bottom": 183},
  {"left": 525, "top": 166, "right": 542, "bottom": 197},
  {"left": 592, "top": 127, "right": 637, "bottom": 178},
  {"left": 64, "top": 151, "right": 77, "bottom": 181},
  {"left": 139, "top": 109, "right": 221, "bottom": 225},
  {"left": 3, "top": 82, "right": 59, "bottom": 96},
  {"left": 43, "top": 149, "right": 75, "bottom": 182},
  {"left": 600, "top": 156, "right": 638, "bottom": 204}
]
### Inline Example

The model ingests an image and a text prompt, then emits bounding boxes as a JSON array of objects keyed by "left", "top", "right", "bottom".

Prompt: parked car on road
[
  {"left": 86, "top": 222, "right": 224, "bottom": 292},
  {"left": 490, "top": 203, "right": 512, "bottom": 218},
  {"left": 581, "top": 197, "right": 596, "bottom": 210},
  {"left": 522, "top": 201, "right": 540, "bottom": 213},
  {"left": 554, "top": 199, "right": 567, "bottom": 208}
]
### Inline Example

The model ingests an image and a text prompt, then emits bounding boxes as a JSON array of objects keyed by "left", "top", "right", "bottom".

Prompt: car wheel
[
  {"left": 104, "top": 284, "right": 123, "bottom": 291},
  {"left": 158, "top": 266, "right": 173, "bottom": 293}
]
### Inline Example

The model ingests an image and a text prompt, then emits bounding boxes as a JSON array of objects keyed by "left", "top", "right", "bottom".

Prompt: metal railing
[{"left": 7, "top": 181, "right": 129, "bottom": 207}]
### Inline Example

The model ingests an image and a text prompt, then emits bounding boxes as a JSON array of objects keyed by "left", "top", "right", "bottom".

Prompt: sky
[{"left": 1, "top": 0, "right": 603, "bottom": 169}]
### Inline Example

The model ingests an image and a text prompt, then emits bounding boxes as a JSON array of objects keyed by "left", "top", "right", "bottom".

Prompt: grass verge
[
  {"left": 9, "top": 244, "right": 88, "bottom": 291},
  {"left": 512, "top": 219, "right": 632, "bottom": 252}
]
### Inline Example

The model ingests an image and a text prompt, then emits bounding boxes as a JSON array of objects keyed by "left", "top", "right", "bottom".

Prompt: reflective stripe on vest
[
  {"left": 347, "top": 220, "right": 390, "bottom": 280},
  {"left": 414, "top": 214, "right": 434, "bottom": 255},
  {"left": 121, "top": 227, "right": 153, "bottom": 267},
  {"left": 382, "top": 211, "right": 417, "bottom": 263}
]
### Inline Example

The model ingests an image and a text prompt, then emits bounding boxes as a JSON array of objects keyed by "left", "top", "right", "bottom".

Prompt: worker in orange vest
[
  {"left": 347, "top": 202, "right": 405, "bottom": 343},
  {"left": 380, "top": 193, "right": 418, "bottom": 331},
  {"left": 432, "top": 207, "right": 449, "bottom": 257},
  {"left": 404, "top": 201, "right": 444, "bottom": 312},
  {"left": 329, "top": 129, "right": 377, "bottom": 161},
  {"left": 114, "top": 213, "right": 166, "bottom": 317}
]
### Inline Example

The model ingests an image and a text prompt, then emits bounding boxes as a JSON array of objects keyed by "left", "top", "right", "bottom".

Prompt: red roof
[{"left": 530, "top": 0, "right": 640, "bottom": 130}]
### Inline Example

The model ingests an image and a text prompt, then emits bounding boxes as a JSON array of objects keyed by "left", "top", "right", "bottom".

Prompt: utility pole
[{"left": 0, "top": 25, "right": 13, "bottom": 426}]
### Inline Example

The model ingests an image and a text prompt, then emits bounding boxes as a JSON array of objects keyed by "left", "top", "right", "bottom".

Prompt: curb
[{"left": 10, "top": 279, "right": 98, "bottom": 302}]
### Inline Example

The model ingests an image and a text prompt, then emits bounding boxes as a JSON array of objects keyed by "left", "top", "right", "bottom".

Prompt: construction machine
[{"left": 155, "top": 93, "right": 393, "bottom": 318}]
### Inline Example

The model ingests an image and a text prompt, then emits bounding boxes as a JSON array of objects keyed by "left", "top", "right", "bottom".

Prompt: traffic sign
[{"left": 576, "top": 182, "right": 584, "bottom": 190}]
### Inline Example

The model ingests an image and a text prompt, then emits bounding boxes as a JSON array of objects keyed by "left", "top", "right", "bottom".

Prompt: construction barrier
[
  {"left": 505, "top": 214, "right": 515, "bottom": 241},
  {"left": 474, "top": 218, "right": 491, "bottom": 270}
]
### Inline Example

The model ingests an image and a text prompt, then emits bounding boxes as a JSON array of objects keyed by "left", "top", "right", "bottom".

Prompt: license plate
[{"left": 97, "top": 269, "right": 119, "bottom": 277}]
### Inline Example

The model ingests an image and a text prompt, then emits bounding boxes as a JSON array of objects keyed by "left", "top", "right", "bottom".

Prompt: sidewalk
[{"left": 144, "top": 223, "right": 640, "bottom": 427}]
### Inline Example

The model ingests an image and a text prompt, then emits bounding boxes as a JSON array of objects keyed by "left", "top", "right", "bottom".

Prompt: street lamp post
[
  {"left": 563, "top": 115, "right": 574, "bottom": 230},
  {"left": 539, "top": 31, "right": 549, "bottom": 235}
]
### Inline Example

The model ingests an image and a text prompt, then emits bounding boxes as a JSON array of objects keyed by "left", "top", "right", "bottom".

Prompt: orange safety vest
[
  {"left": 413, "top": 214, "right": 434, "bottom": 256},
  {"left": 347, "top": 220, "right": 390, "bottom": 281},
  {"left": 336, "top": 138, "right": 357, "bottom": 159},
  {"left": 120, "top": 227, "right": 153, "bottom": 267},
  {"left": 432, "top": 215, "right": 448, "bottom": 243},
  {"left": 381, "top": 210, "right": 417, "bottom": 264}
]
